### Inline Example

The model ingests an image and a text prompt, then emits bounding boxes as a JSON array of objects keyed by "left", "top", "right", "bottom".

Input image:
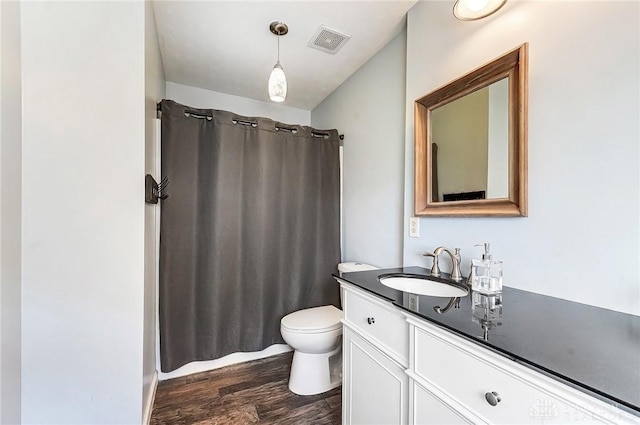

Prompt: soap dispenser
[{"left": 471, "top": 243, "right": 503, "bottom": 294}]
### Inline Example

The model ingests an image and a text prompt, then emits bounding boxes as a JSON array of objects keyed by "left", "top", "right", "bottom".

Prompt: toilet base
[{"left": 288, "top": 344, "right": 342, "bottom": 395}]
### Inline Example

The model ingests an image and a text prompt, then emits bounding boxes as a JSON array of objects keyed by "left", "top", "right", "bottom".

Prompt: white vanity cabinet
[
  {"left": 338, "top": 281, "right": 640, "bottom": 425},
  {"left": 341, "top": 283, "right": 409, "bottom": 425}
]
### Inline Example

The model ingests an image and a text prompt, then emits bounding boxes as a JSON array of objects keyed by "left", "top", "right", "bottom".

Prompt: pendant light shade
[
  {"left": 268, "top": 22, "right": 288, "bottom": 103},
  {"left": 269, "top": 61, "right": 287, "bottom": 103},
  {"left": 453, "top": 0, "right": 507, "bottom": 21}
]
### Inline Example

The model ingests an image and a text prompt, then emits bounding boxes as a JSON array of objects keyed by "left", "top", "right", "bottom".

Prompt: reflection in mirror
[
  {"left": 414, "top": 44, "right": 528, "bottom": 217},
  {"left": 431, "top": 78, "right": 509, "bottom": 202}
]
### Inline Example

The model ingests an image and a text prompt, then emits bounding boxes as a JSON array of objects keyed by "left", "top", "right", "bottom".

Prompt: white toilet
[{"left": 280, "top": 262, "right": 378, "bottom": 395}]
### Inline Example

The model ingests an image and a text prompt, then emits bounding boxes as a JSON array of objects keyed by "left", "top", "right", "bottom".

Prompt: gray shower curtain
[{"left": 158, "top": 100, "right": 341, "bottom": 372}]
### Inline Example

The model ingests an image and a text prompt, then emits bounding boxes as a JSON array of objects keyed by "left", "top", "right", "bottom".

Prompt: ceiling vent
[{"left": 307, "top": 25, "right": 351, "bottom": 55}]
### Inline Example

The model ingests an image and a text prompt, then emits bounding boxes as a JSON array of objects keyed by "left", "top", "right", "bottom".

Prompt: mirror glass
[
  {"left": 414, "top": 44, "right": 528, "bottom": 217},
  {"left": 431, "top": 78, "right": 509, "bottom": 202}
]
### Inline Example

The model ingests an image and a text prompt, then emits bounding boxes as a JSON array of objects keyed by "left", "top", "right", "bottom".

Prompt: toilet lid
[{"left": 281, "top": 305, "right": 343, "bottom": 333}]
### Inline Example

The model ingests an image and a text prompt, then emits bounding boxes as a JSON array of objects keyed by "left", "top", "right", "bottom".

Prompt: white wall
[
  {"left": 312, "top": 30, "right": 407, "bottom": 268},
  {"left": 403, "top": 1, "right": 639, "bottom": 315},
  {"left": 143, "top": 2, "right": 165, "bottom": 422},
  {"left": 0, "top": 1, "right": 22, "bottom": 423},
  {"left": 21, "top": 2, "right": 146, "bottom": 423},
  {"left": 166, "top": 82, "right": 311, "bottom": 126}
]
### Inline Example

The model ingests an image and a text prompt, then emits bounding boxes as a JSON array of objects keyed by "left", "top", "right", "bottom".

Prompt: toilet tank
[
  {"left": 338, "top": 262, "right": 379, "bottom": 276},
  {"left": 337, "top": 262, "right": 379, "bottom": 307}
]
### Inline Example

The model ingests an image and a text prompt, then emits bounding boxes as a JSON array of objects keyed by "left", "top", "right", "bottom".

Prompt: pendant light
[
  {"left": 268, "top": 21, "right": 288, "bottom": 103},
  {"left": 453, "top": 0, "right": 507, "bottom": 21}
]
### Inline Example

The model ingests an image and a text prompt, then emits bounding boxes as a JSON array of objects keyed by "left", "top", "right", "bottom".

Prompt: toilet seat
[{"left": 281, "top": 305, "right": 343, "bottom": 334}]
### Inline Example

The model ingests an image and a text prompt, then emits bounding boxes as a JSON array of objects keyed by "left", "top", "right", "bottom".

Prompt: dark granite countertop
[{"left": 334, "top": 266, "right": 640, "bottom": 415}]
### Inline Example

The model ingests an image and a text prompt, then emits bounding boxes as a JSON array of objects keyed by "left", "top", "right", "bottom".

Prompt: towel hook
[{"left": 145, "top": 174, "right": 169, "bottom": 204}]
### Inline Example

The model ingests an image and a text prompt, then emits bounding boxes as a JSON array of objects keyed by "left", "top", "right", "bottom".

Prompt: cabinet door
[
  {"left": 411, "top": 381, "right": 473, "bottom": 425},
  {"left": 343, "top": 327, "right": 408, "bottom": 425}
]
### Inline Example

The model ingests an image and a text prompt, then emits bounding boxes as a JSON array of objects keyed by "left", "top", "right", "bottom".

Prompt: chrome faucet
[{"left": 434, "top": 246, "right": 463, "bottom": 282}]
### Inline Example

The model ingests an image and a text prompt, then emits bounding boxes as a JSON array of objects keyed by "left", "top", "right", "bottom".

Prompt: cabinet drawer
[
  {"left": 343, "top": 285, "right": 408, "bottom": 366},
  {"left": 413, "top": 326, "right": 616, "bottom": 424}
]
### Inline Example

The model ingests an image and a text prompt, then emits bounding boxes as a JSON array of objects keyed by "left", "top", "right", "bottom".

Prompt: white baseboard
[
  {"left": 142, "top": 370, "right": 158, "bottom": 425},
  {"left": 158, "top": 344, "right": 292, "bottom": 381}
]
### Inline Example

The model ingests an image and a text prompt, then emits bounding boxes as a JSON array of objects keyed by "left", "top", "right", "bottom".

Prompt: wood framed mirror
[{"left": 414, "top": 43, "right": 528, "bottom": 217}]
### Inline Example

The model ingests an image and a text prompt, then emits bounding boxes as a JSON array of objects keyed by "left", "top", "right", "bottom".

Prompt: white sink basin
[{"left": 378, "top": 274, "right": 468, "bottom": 297}]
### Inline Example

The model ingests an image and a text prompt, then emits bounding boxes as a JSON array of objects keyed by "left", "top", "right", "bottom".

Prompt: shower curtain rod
[{"left": 156, "top": 102, "right": 344, "bottom": 140}]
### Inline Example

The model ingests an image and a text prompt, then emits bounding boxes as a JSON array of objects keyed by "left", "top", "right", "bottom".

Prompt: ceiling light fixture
[
  {"left": 453, "top": 0, "right": 507, "bottom": 21},
  {"left": 268, "top": 21, "right": 288, "bottom": 103}
]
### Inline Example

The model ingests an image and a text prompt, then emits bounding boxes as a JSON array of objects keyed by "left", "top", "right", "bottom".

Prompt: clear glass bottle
[{"left": 471, "top": 243, "right": 503, "bottom": 294}]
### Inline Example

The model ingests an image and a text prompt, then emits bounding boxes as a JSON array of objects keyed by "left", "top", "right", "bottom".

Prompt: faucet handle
[{"left": 422, "top": 251, "right": 441, "bottom": 277}]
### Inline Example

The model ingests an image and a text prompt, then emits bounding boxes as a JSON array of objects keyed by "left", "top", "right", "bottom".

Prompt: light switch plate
[{"left": 409, "top": 217, "right": 420, "bottom": 238}]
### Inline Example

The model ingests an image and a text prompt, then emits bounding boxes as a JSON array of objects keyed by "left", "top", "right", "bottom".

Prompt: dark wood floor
[{"left": 150, "top": 352, "right": 341, "bottom": 425}]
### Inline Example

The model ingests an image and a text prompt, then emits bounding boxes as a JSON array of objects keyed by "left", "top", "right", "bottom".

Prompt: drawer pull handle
[
  {"left": 367, "top": 317, "right": 375, "bottom": 325},
  {"left": 485, "top": 391, "right": 501, "bottom": 406}
]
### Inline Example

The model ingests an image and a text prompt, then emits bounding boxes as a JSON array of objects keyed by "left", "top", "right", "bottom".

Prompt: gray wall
[
  {"left": 312, "top": 30, "right": 407, "bottom": 268},
  {"left": 166, "top": 82, "right": 311, "bottom": 125},
  {"left": 21, "top": 2, "right": 146, "bottom": 422},
  {"left": 403, "top": 1, "right": 639, "bottom": 315},
  {"left": 311, "top": 1, "right": 639, "bottom": 315},
  {"left": 144, "top": 2, "right": 166, "bottom": 421},
  {"left": 0, "top": 1, "right": 22, "bottom": 423}
]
